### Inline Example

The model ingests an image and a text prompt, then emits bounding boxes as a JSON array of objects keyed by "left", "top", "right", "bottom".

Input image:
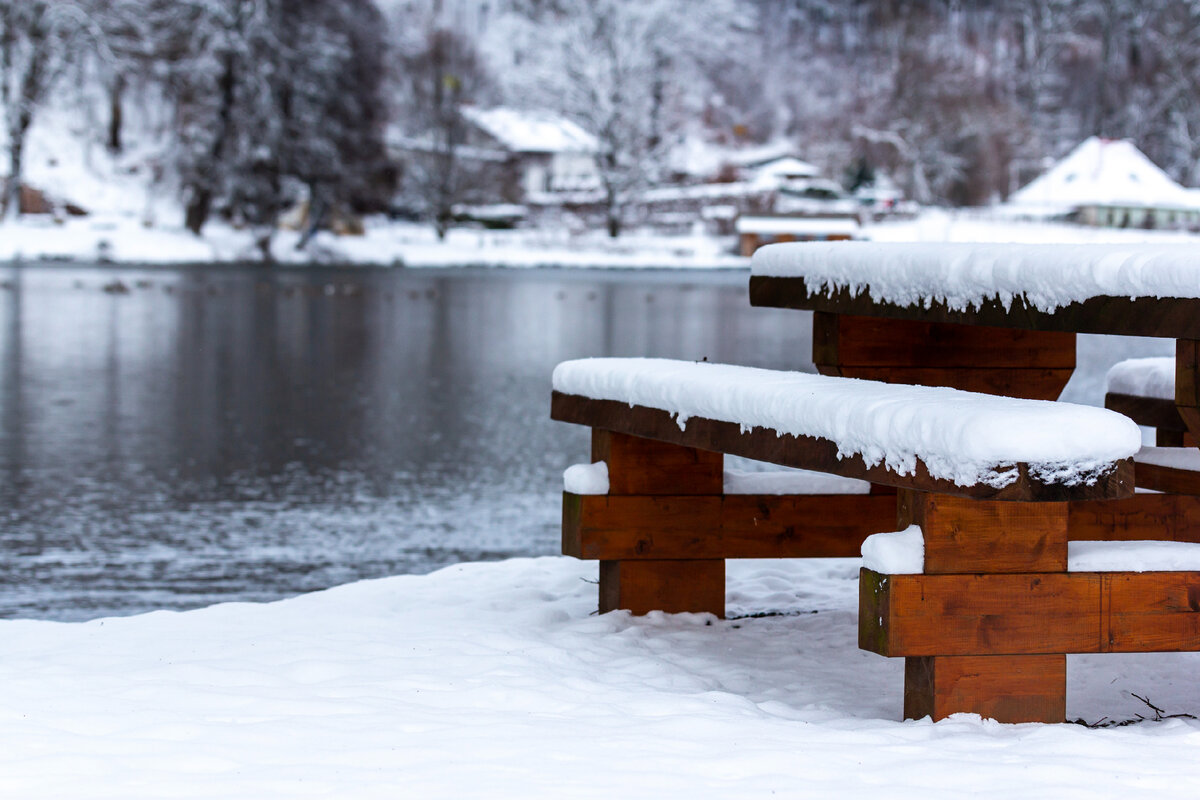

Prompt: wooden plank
[
  {"left": 563, "top": 492, "right": 898, "bottom": 560},
  {"left": 1104, "top": 393, "right": 1186, "bottom": 432},
  {"left": 1068, "top": 493, "right": 1200, "bottom": 542},
  {"left": 900, "top": 491, "right": 1068, "bottom": 573},
  {"left": 904, "top": 655, "right": 1066, "bottom": 723},
  {"left": 859, "top": 569, "right": 1101, "bottom": 657},
  {"left": 1134, "top": 460, "right": 1200, "bottom": 495},
  {"left": 861, "top": 568, "right": 1200, "bottom": 656},
  {"left": 552, "top": 393, "right": 1133, "bottom": 502},
  {"left": 592, "top": 430, "right": 722, "bottom": 496},
  {"left": 814, "top": 313, "right": 1075, "bottom": 371},
  {"left": 1176, "top": 340, "right": 1200, "bottom": 445},
  {"left": 749, "top": 275, "right": 1200, "bottom": 339},
  {"left": 827, "top": 367, "right": 1076, "bottom": 402},
  {"left": 599, "top": 559, "right": 725, "bottom": 616}
]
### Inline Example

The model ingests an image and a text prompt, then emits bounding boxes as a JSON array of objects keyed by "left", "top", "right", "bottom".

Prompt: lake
[
  {"left": 0, "top": 264, "right": 828, "bottom": 619},
  {"left": 0, "top": 264, "right": 1169, "bottom": 620}
]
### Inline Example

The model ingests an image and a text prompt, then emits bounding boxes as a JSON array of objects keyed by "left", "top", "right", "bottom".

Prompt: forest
[{"left": 2, "top": 0, "right": 1199, "bottom": 236}]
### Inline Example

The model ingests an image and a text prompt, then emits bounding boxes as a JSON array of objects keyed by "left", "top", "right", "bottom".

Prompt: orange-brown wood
[
  {"left": 1068, "top": 493, "right": 1200, "bottom": 542},
  {"left": 1176, "top": 339, "right": 1200, "bottom": 445},
  {"left": 587, "top": 431, "right": 725, "bottom": 616},
  {"left": 860, "top": 569, "right": 1100, "bottom": 656},
  {"left": 599, "top": 559, "right": 725, "bottom": 616},
  {"left": 1105, "top": 392, "right": 1186, "bottom": 433},
  {"left": 1134, "top": 460, "right": 1200, "bottom": 495},
  {"left": 812, "top": 313, "right": 1075, "bottom": 400},
  {"left": 899, "top": 491, "right": 1068, "bottom": 573},
  {"left": 563, "top": 492, "right": 897, "bottom": 560},
  {"left": 551, "top": 395, "right": 1134, "bottom": 503},
  {"left": 592, "top": 430, "right": 723, "bottom": 496},
  {"left": 861, "top": 568, "right": 1200, "bottom": 656},
  {"left": 904, "top": 655, "right": 1066, "bottom": 723}
]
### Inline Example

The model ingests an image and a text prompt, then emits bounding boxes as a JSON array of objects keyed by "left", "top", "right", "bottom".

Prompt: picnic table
[
  {"left": 552, "top": 241, "right": 1200, "bottom": 724},
  {"left": 748, "top": 241, "right": 1200, "bottom": 722}
]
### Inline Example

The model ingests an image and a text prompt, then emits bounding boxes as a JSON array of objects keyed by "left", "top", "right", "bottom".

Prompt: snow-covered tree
[{"left": 0, "top": 1, "right": 96, "bottom": 219}]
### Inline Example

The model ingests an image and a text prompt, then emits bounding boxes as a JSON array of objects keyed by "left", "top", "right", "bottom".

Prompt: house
[
  {"left": 459, "top": 107, "right": 601, "bottom": 199},
  {"left": 1006, "top": 137, "right": 1200, "bottom": 229},
  {"left": 735, "top": 214, "right": 859, "bottom": 256}
]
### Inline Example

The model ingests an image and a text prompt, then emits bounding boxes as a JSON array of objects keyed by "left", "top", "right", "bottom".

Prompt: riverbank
[
  {"left": 3, "top": 556, "right": 1198, "bottom": 798},
  {"left": 3, "top": 210, "right": 1200, "bottom": 269}
]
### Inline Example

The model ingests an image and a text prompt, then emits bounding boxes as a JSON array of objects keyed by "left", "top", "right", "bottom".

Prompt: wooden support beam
[
  {"left": 1134, "top": 460, "right": 1200, "bottom": 496},
  {"left": 1105, "top": 392, "right": 1186, "bottom": 433},
  {"left": 899, "top": 491, "right": 1067, "bottom": 573},
  {"left": 885, "top": 492, "right": 1071, "bottom": 723},
  {"left": 861, "top": 568, "right": 1200, "bottom": 657},
  {"left": 1068, "top": 493, "right": 1200, "bottom": 542},
  {"left": 813, "top": 313, "right": 1075, "bottom": 400},
  {"left": 904, "top": 655, "right": 1066, "bottom": 724},
  {"left": 588, "top": 431, "right": 725, "bottom": 617},
  {"left": 599, "top": 559, "right": 726, "bottom": 616},
  {"left": 564, "top": 492, "right": 897, "bottom": 560},
  {"left": 551, "top": 395, "right": 1133, "bottom": 503}
]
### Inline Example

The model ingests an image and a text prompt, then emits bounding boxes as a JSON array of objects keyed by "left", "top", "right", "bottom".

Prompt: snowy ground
[
  {"left": 4, "top": 556, "right": 1199, "bottom": 798},
  {"left": 4, "top": 208, "right": 1200, "bottom": 268}
]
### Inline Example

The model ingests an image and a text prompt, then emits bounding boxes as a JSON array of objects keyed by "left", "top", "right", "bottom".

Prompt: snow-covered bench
[
  {"left": 551, "top": 357, "right": 1146, "bottom": 723},
  {"left": 1105, "top": 357, "right": 1187, "bottom": 446}
]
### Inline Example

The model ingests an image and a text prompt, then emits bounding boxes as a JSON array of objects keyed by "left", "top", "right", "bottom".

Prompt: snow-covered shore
[
  {"left": 3, "top": 556, "right": 1199, "bottom": 798},
  {"left": 4, "top": 210, "right": 1200, "bottom": 269}
]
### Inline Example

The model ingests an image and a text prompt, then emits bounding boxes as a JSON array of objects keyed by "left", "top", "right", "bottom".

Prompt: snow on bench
[
  {"left": 552, "top": 358, "right": 1140, "bottom": 493},
  {"left": 862, "top": 527, "right": 1200, "bottom": 574},
  {"left": 563, "top": 461, "right": 869, "bottom": 496},
  {"left": 1106, "top": 357, "right": 1175, "bottom": 401},
  {"left": 751, "top": 241, "right": 1200, "bottom": 313}
]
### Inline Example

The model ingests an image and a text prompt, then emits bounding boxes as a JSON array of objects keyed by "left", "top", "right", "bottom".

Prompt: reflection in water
[{"left": 0, "top": 265, "right": 811, "bottom": 620}]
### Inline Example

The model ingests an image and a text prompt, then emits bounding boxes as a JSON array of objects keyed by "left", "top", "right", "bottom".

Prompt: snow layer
[
  {"left": 552, "top": 358, "right": 1141, "bottom": 489},
  {"left": 1135, "top": 446, "right": 1200, "bottom": 471},
  {"left": 751, "top": 241, "right": 1200, "bottom": 312},
  {"left": 5, "top": 557, "right": 1200, "bottom": 799},
  {"left": 563, "top": 461, "right": 609, "bottom": 494},
  {"left": 1107, "top": 358, "right": 1175, "bottom": 400},
  {"left": 861, "top": 526, "right": 924, "bottom": 573},
  {"left": 1070, "top": 541, "right": 1200, "bottom": 572},
  {"left": 723, "top": 468, "right": 869, "bottom": 495},
  {"left": 564, "top": 462, "right": 869, "bottom": 495}
]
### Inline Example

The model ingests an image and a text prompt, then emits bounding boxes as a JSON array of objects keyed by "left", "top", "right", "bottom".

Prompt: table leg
[
  {"left": 896, "top": 491, "right": 1069, "bottom": 723},
  {"left": 591, "top": 430, "right": 726, "bottom": 616}
]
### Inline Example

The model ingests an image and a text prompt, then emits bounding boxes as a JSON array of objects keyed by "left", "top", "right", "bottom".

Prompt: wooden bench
[{"left": 551, "top": 357, "right": 1156, "bottom": 722}]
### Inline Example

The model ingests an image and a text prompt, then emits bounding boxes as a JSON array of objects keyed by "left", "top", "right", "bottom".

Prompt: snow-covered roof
[
  {"left": 753, "top": 156, "right": 820, "bottom": 182},
  {"left": 461, "top": 107, "right": 598, "bottom": 154},
  {"left": 1008, "top": 137, "right": 1198, "bottom": 212}
]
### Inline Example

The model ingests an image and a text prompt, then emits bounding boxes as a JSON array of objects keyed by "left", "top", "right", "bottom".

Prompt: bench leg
[
  {"left": 599, "top": 559, "right": 725, "bottom": 616},
  {"left": 591, "top": 431, "right": 725, "bottom": 616},
  {"left": 904, "top": 655, "right": 1066, "bottom": 723},
  {"left": 896, "top": 491, "right": 1069, "bottom": 723}
]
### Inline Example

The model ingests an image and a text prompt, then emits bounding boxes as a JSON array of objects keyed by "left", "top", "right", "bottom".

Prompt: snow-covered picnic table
[{"left": 740, "top": 241, "right": 1200, "bottom": 723}]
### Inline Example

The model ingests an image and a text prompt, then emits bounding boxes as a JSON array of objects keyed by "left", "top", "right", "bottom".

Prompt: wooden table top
[{"left": 749, "top": 274, "right": 1200, "bottom": 339}]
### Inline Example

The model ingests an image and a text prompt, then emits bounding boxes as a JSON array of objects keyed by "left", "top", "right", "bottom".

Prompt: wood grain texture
[
  {"left": 1134, "top": 460, "right": 1200, "bottom": 495},
  {"left": 904, "top": 654, "right": 1066, "bottom": 723},
  {"left": 1068, "top": 493, "right": 1200, "bottom": 542},
  {"left": 599, "top": 559, "right": 725, "bottom": 617},
  {"left": 552, "top": 393, "right": 1133, "bottom": 502},
  {"left": 860, "top": 568, "right": 1200, "bottom": 656},
  {"left": 899, "top": 491, "right": 1068, "bottom": 573},
  {"left": 750, "top": 275, "right": 1200, "bottom": 338},
  {"left": 592, "top": 430, "right": 723, "bottom": 496},
  {"left": 563, "top": 492, "right": 898, "bottom": 560},
  {"left": 1105, "top": 393, "right": 1186, "bottom": 432}
]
